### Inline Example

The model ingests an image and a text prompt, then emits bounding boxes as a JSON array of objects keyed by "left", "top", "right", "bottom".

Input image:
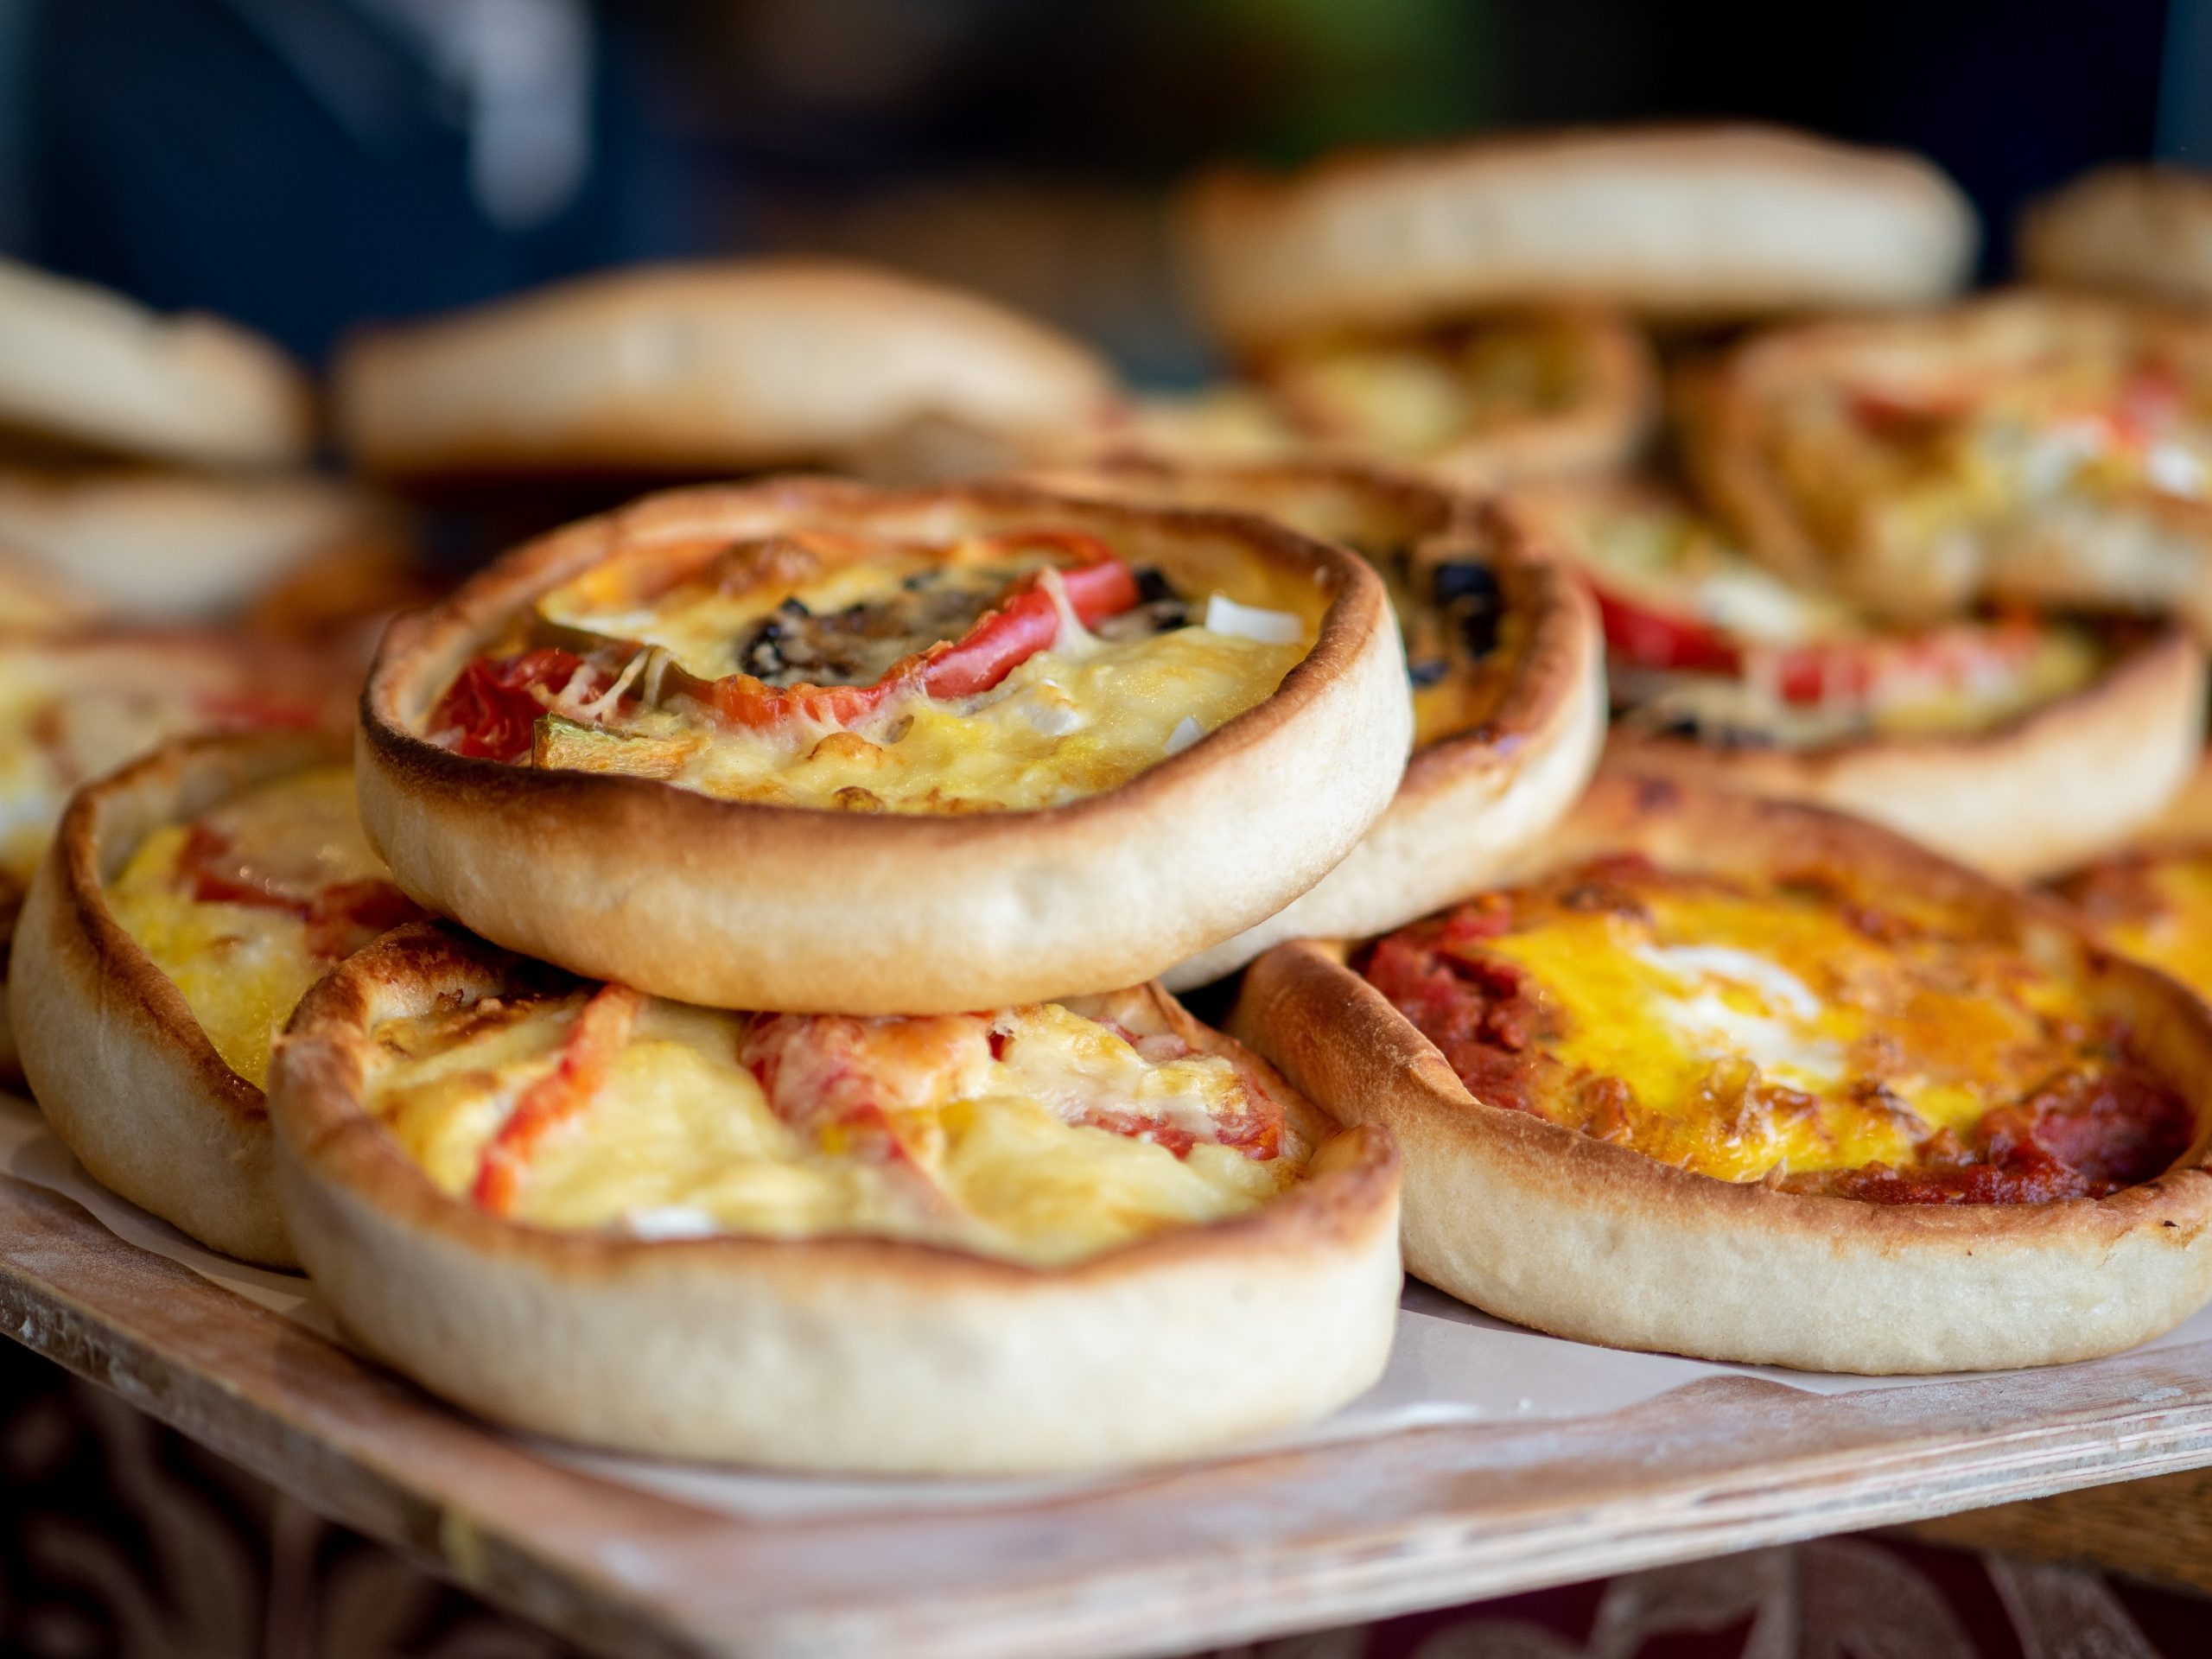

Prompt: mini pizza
[
  {"left": 0, "top": 633, "right": 331, "bottom": 1077},
  {"left": 1682, "top": 292, "right": 2212, "bottom": 634},
  {"left": 359, "top": 477, "right": 1408, "bottom": 1013},
  {"left": 334, "top": 259, "right": 1122, "bottom": 486},
  {"left": 0, "top": 257, "right": 309, "bottom": 469},
  {"left": 1180, "top": 124, "right": 1975, "bottom": 346},
  {"left": 1512, "top": 481, "right": 2206, "bottom": 876},
  {"left": 1235, "top": 772, "right": 2212, "bottom": 1374},
  {"left": 0, "top": 468, "right": 409, "bottom": 623},
  {"left": 10, "top": 731, "right": 423, "bottom": 1265},
  {"left": 1034, "top": 460, "right": 1603, "bottom": 983},
  {"left": 265, "top": 921, "right": 1401, "bottom": 1472},
  {"left": 1120, "top": 308, "right": 1656, "bottom": 489},
  {"left": 2019, "top": 165, "right": 2212, "bottom": 312}
]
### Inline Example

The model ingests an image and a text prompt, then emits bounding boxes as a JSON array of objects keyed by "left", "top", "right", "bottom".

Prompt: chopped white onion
[
  {"left": 1165, "top": 715, "right": 1205, "bottom": 755},
  {"left": 624, "top": 1205, "right": 722, "bottom": 1242},
  {"left": 1202, "top": 593, "right": 1303, "bottom": 645}
]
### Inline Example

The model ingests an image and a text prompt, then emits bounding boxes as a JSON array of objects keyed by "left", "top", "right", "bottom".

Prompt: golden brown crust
[
  {"left": 359, "top": 475, "right": 1412, "bottom": 1013},
  {"left": 1232, "top": 770, "right": 2212, "bottom": 1373},
  {"left": 2018, "top": 165, "right": 2212, "bottom": 309},
  {"left": 1680, "top": 291, "right": 2212, "bottom": 631},
  {"left": 0, "top": 257, "right": 311, "bottom": 467},
  {"left": 265, "top": 921, "right": 1402, "bottom": 1472},
  {"left": 8, "top": 730, "right": 348, "bottom": 1266},
  {"left": 334, "top": 259, "right": 1123, "bottom": 483},
  {"left": 1027, "top": 459, "right": 1604, "bottom": 983},
  {"left": 1181, "top": 124, "right": 1978, "bottom": 348},
  {"left": 1604, "top": 622, "right": 2207, "bottom": 878}
]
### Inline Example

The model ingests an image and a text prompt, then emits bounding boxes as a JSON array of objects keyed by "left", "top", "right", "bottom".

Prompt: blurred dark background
[{"left": 0, "top": 0, "right": 2193, "bottom": 382}]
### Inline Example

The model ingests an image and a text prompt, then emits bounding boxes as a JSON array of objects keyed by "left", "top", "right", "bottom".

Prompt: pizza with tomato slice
[
  {"left": 1684, "top": 292, "right": 2212, "bottom": 636},
  {"left": 0, "top": 632, "right": 330, "bottom": 1077},
  {"left": 264, "top": 920, "right": 1402, "bottom": 1471},
  {"left": 1509, "top": 482, "right": 2206, "bottom": 878},
  {"left": 1033, "top": 460, "right": 1605, "bottom": 986},
  {"left": 359, "top": 477, "right": 1409, "bottom": 1014},
  {"left": 1122, "top": 310, "right": 1653, "bottom": 490},
  {"left": 10, "top": 730, "right": 423, "bottom": 1265},
  {"left": 1236, "top": 771, "right": 2212, "bottom": 1374}
]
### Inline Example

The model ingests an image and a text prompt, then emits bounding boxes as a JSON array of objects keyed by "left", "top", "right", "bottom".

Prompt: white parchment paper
[{"left": 7, "top": 1093, "right": 2208, "bottom": 1521}]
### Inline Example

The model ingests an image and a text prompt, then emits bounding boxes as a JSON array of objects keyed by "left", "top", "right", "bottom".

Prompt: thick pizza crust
[
  {"left": 1116, "top": 310, "right": 1656, "bottom": 489},
  {"left": 0, "top": 257, "right": 310, "bottom": 468},
  {"left": 1181, "top": 124, "right": 1977, "bottom": 349},
  {"left": 359, "top": 476, "right": 1412, "bottom": 1014},
  {"left": 334, "top": 259, "right": 1122, "bottom": 483},
  {"left": 266, "top": 923, "right": 1402, "bottom": 1473},
  {"left": 1029, "top": 461, "right": 1604, "bottom": 986},
  {"left": 9, "top": 729, "right": 346, "bottom": 1267},
  {"left": 0, "top": 469, "right": 403, "bottom": 622},
  {"left": 1681, "top": 292, "right": 2212, "bottom": 632},
  {"left": 0, "top": 551, "right": 105, "bottom": 633},
  {"left": 1605, "top": 623, "right": 2207, "bottom": 878},
  {"left": 2018, "top": 165, "right": 2212, "bottom": 309},
  {"left": 1233, "top": 771, "right": 2212, "bottom": 1374}
]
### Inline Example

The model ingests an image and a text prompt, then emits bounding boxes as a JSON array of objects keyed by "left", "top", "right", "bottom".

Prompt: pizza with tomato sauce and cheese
[
  {"left": 359, "top": 478, "right": 1408, "bottom": 1014},
  {"left": 264, "top": 921, "right": 1402, "bottom": 1472},
  {"left": 10, "top": 731, "right": 423, "bottom": 1266},
  {"left": 1685, "top": 292, "right": 2212, "bottom": 636},
  {"left": 1510, "top": 482, "right": 2206, "bottom": 877},
  {"left": 1235, "top": 772, "right": 2212, "bottom": 1374},
  {"left": 0, "top": 634, "right": 327, "bottom": 1077},
  {"left": 1122, "top": 311, "right": 1653, "bottom": 490}
]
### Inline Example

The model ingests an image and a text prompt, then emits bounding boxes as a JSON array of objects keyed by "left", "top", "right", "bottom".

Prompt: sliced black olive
[
  {"left": 1134, "top": 566, "right": 1178, "bottom": 606},
  {"left": 1459, "top": 607, "right": 1501, "bottom": 658},
  {"left": 779, "top": 596, "right": 811, "bottom": 619},
  {"left": 1429, "top": 559, "right": 1497, "bottom": 607},
  {"left": 1407, "top": 657, "right": 1450, "bottom": 688}
]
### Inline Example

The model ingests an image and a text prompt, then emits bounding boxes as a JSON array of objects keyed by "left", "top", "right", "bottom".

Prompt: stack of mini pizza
[{"left": 11, "top": 123, "right": 2212, "bottom": 1482}]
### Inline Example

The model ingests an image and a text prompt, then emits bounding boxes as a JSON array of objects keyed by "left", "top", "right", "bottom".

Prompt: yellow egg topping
[
  {"left": 364, "top": 984, "right": 1310, "bottom": 1266},
  {"left": 1363, "top": 857, "right": 2190, "bottom": 1203},
  {"left": 106, "top": 766, "right": 418, "bottom": 1086}
]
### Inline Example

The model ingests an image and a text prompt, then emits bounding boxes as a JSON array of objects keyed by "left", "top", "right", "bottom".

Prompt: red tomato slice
[
  {"left": 433, "top": 648, "right": 610, "bottom": 762},
  {"left": 472, "top": 984, "right": 645, "bottom": 1215}
]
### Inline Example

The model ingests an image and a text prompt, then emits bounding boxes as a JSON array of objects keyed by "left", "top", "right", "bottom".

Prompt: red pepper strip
[
  {"left": 1588, "top": 582, "right": 1741, "bottom": 680},
  {"left": 432, "top": 649, "right": 605, "bottom": 762},
  {"left": 702, "top": 556, "right": 1141, "bottom": 733},
  {"left": 175, "top": 825, "right": 428, "bottom": 957},
  {"left": 472, "top": 984, "right": 645, "bottom": 1215},
  {"left": 1592, "top": 577, "right": 2041, "bottom": 710}
]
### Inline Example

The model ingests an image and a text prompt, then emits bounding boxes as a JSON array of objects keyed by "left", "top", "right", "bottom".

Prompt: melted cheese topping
[
  {"left": 365, "top": 992, "right": 1309, "bottom": 1266},
  {"left": 458, "top": 531, "right": 1322, "bottom": 813},
  {"left": 106, "top": 768, "right": 401, "bottom": 1086},
  {"left": 645, "top": 625, "right": 1302, "bottom": 810},
  {"left": 1369, "top": 864, "right": 2124, "bottom": 1187}
]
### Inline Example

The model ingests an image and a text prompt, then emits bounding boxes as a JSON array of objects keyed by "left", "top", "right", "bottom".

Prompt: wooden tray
[{"left": 6, "top": 1167, "right": 2212, "bottom": 1659}]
